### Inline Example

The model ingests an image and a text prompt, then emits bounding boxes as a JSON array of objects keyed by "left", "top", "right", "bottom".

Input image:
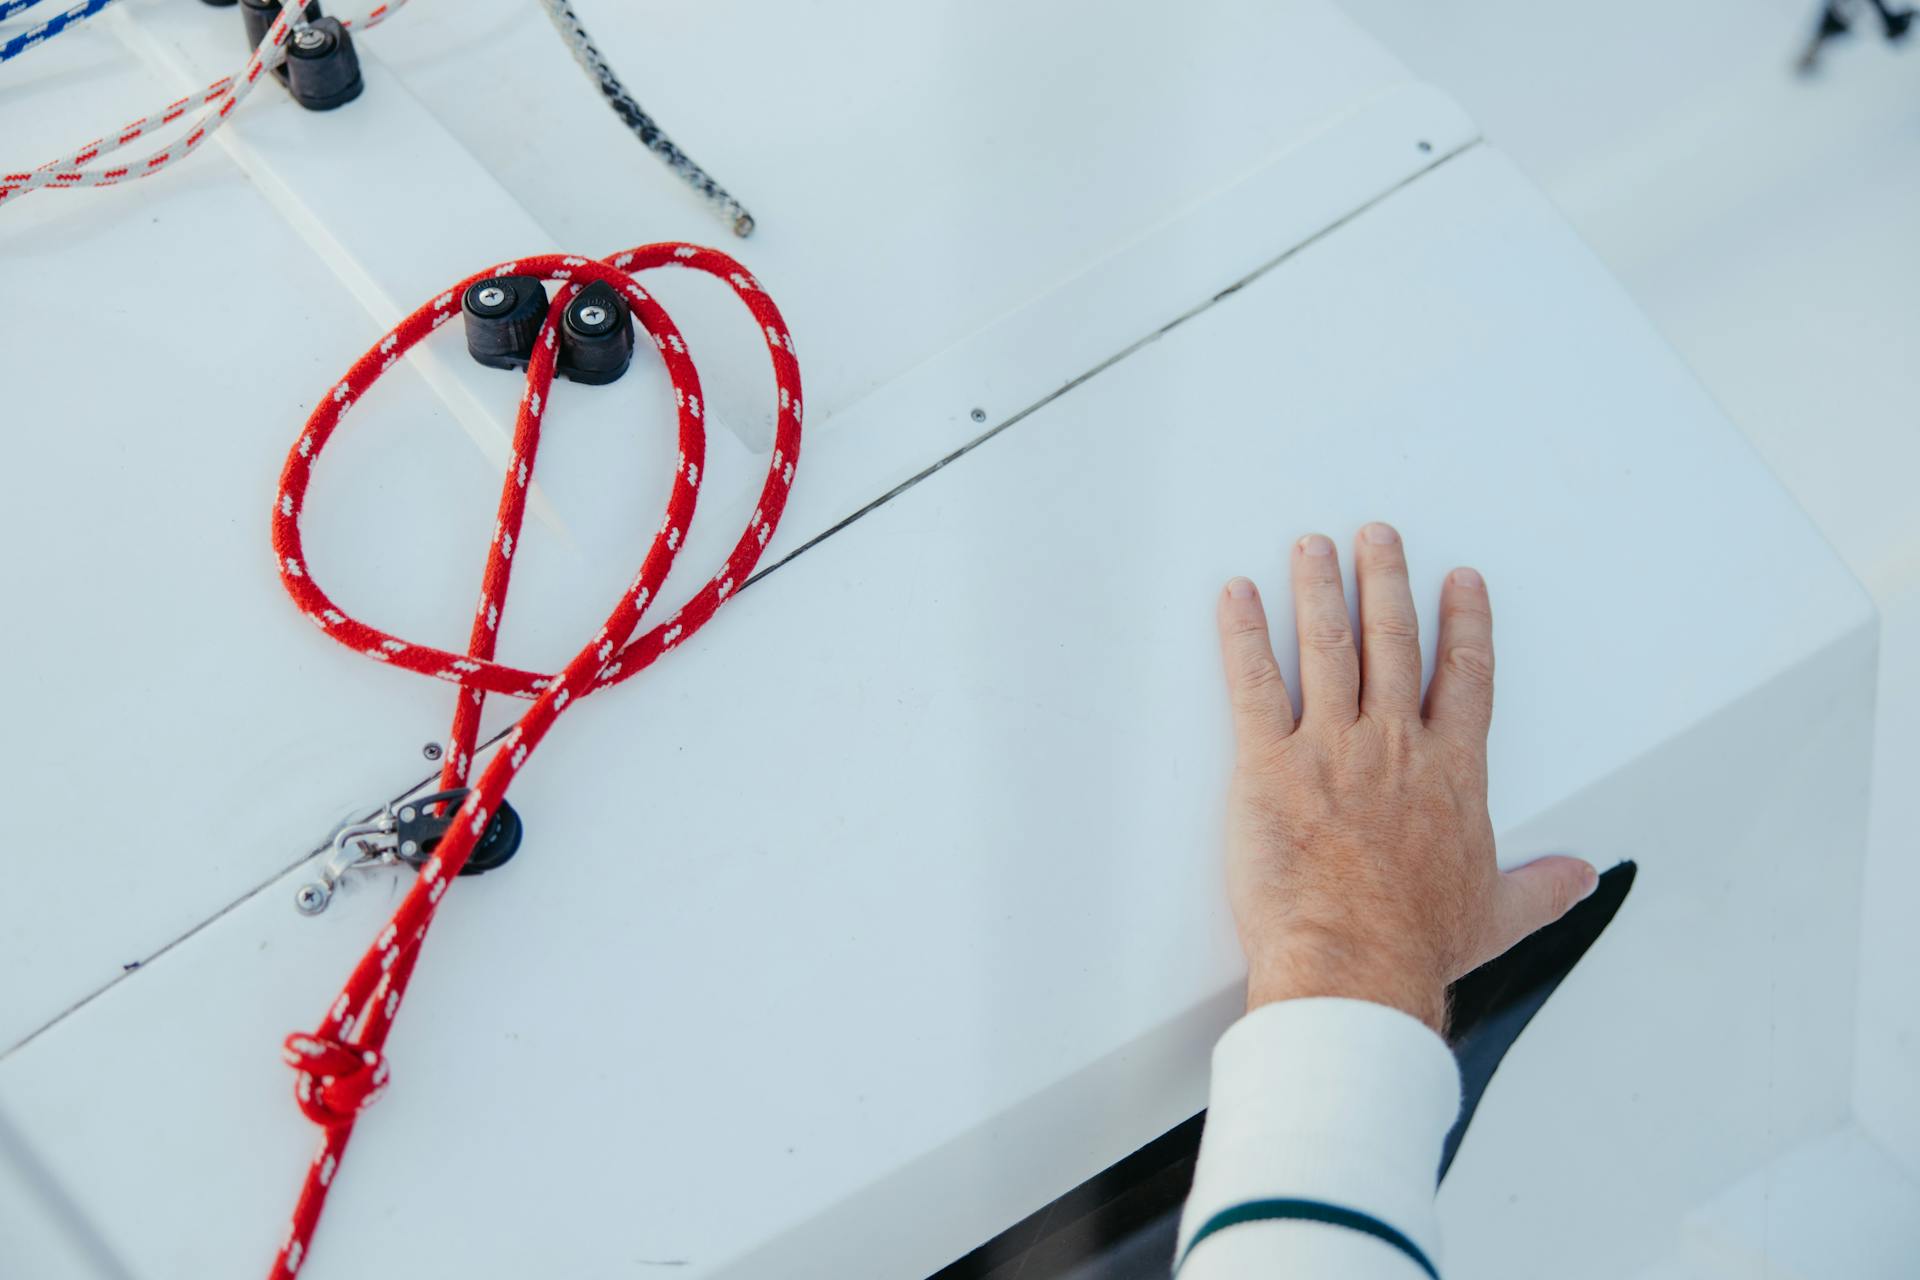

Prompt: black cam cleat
[
  {"left": 557, "top": 280, "right": 636, "bottom": 386},
  {"left": 462, "top": 275, "right": 551, "bottom": 374}
]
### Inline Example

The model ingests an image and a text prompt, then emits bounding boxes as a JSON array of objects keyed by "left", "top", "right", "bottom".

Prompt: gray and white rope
[{"left": 538, "top": 0, "right": 755, "bottom": 237}]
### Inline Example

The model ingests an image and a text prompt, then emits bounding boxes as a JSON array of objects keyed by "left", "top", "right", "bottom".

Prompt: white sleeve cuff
[{"left": 1176, "top": 997, "right": 1462, "bottom": 1274}]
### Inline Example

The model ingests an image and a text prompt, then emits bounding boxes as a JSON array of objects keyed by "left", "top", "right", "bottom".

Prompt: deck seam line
[{"left": 0, "top": 135, "right": 1480, "bottom": 1064}]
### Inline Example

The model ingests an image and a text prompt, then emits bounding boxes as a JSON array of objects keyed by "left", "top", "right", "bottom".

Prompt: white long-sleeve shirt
[{"left": 1176, "top": 997, "right": 1463, "bottom": 1278}]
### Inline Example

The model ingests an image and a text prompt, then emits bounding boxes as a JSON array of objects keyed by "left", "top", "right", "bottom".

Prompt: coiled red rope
[{"left": 268, "top": 241, "right": 801, "bottom": 1275}]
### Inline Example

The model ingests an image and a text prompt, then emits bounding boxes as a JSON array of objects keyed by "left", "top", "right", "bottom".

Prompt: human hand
[{"left": 1215, "top": 524, "right": 1597, "bottom": 1033}]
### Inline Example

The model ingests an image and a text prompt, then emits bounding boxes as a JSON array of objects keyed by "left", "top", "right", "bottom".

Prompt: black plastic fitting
[
  {"left": 463, "top": 277, "right": 636, "bottom": 387},
  {"left": 462, "top": 799, "right": 523, "bottom": 875},
  {"left": 240, "top": 0, "right": 320, "bottom": 86},
  {"left": 462, "top": 276, "right": 551, "bottom": 374},
  {"left": 389, "top": 790, "right": 523, "bottom": 877},
  {"left": 283, "top": 17, "right": 363, "bottom": 111},
  {"left": 557, "top": 281, "right": 636, "bottom": 386}
]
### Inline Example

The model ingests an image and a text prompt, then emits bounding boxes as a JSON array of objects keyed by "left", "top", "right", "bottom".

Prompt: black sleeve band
[{"left": 1176, "top": 1197, "right": 1441, "bottom": 1278}]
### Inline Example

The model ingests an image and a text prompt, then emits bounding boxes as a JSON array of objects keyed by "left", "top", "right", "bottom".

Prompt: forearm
[
  {"left": 1195, "top": 527, "right": 1589, "bottom": 1277},
  {"left": 1176, "top": 998, "right": 1460, "bottom": 1279}
]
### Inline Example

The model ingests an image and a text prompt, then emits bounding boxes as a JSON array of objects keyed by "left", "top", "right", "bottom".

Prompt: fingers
[
  {"left": 1292, "top": 534, "right": 1360, "bottom": 727},
  {"left": 1217, "top": 577, "right": 1295, "bottom": 752},
  {"left": 1485, "top": 856, "right": 1601, "bottom": 963},
  {"left": 1354, "top": 523, "right": 1422, "bottom": 720},
  {"left": 1425, "top": 567, "right": 1495, "bottom": 745}
]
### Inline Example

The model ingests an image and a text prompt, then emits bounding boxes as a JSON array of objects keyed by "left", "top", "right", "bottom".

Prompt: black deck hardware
[
  {"left": 463, "top": 276, "right": 637, "bottom": 386},
  {"left": 462, "top": 276, "right": 551, "bottom": 374},
  {"left": 239, "top": 0, "right": 360, "bottom": 109},
  {"left": 1799, "top": 0, "right": 1915, "bottom": 71},
  {"left": 283, "top": 17, "right": 364, "bottom": 112},
  {"left": 240, "top": 0, "right": 320, "bottom": 88},
  {"left": 392, "top": 790, "right": 524, "bottom": 877},
  {"left": 557, "top": 281, "right": 637, "bottom": 386}
]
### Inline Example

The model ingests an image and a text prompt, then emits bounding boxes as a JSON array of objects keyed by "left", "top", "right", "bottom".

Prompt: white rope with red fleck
[
  {"left": 0, "top": 0, "right": 405, "bottom": 205},
  {"left": 268, "top": 241, "right": 802, "bottom": 1276}
]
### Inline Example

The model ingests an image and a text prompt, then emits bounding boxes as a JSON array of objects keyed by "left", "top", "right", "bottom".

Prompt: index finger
[
  {"left": 1424, "top": 567, "right": 1495, "bottom": 746},
  {"left": 1217, "top": 577, "right": 1297, "bottom": 754}
]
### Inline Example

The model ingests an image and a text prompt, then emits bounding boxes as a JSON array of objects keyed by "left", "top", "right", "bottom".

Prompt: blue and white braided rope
[{"left": 1, "top": 0, "right": 119, "bottom": 65}]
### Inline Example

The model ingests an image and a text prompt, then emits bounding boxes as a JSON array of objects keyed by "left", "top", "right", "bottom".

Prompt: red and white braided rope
[
  {"left": 0, "top": 0, "right": 405, "bottom": 205},
  {"left": 268, "top": 241, "right": 801, "bottom": 1276}
]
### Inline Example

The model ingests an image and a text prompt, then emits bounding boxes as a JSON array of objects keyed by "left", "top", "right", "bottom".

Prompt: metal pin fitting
[{"left": 295, "top": 789, "right": 523, "bottom": 914}]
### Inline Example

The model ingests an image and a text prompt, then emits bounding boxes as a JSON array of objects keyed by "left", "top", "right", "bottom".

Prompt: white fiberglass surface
[
  {"left": 0, "top": 0, "right": 1451, "bottom": 1053},
  {"left": 0, "top": 146, "right": 1871, "bottom": 1277}
]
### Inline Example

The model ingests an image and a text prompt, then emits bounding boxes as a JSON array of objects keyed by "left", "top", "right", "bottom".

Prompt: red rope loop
[{"left": 266, "top": 242, "right": 802, "bottom": 1276}]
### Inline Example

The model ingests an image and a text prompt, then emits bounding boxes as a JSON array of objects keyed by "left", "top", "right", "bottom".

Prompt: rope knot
[
  {"left": 283, "top": 1033, "right": 389, "bottom": 1127},
  {"left": 265, "top": 243, "right": 801, "bottom": 1277}
]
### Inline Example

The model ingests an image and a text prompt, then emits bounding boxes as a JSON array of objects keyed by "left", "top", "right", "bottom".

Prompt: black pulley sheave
[{"left": 391, "top": 790, "right": 524, "bottom": 877}]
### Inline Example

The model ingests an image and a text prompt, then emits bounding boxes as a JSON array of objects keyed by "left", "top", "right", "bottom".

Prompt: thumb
[{"left": 1486, "top": 856, "right": 1600, "bottom": 961}]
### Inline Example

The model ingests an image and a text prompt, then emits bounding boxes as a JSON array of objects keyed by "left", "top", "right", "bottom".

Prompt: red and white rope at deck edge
[
  {"left": 0, "top": 0, "right": 403, "bottom": 204},
  {"left": 269, "top": 242, "right": 803, "bottom": 1275}
]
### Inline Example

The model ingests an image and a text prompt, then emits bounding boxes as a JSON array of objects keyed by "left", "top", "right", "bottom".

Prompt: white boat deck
[
  {"left": 1340, "top": 2, "right": 1920, "bottom": 1272},
  {"left": 1, "top": 2, "right": 1914, "bottom": 1277}
]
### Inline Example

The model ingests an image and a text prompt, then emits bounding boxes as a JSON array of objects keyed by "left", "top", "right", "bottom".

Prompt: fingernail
[
  {"left": 1299, "top": 534, "right": 1334, "bottom": 557},
  {"left": 1451, "top": 567, "right": 1483, "bottom": 589},
  {"left": 1226, "top": 577, "right": 1255, "bottom": 601},
  {"left": 1577, "top": 864, "right": 1599, "bottom": 901},
  {"left": 1362, "top": 522, "right": 1399, "bottom": 545}
]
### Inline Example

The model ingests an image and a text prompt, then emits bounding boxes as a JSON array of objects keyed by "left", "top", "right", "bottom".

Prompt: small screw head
[
  {"left": 399, "top": 805, "right": 417, "bottom": 823},
  {"left": 970, "top": 407, "right": 987, "bottom": 423},
  {"left": 577, "top": 304, "right": 609, "bottom": 328},
  {"left": 292, "top": 26, "right": 329, "bottom": 51},
  {"left": 399, "top": 839, "right": 419, "bottom": 858},
  {"left": 295, "top": 883, "right": 330, "bottom": 915},
  {"left": 422, "top": 742, "right": 443, "bottom": 761},
  {"left": 476, "top": 286, "right": 507, "bottom": 308}
]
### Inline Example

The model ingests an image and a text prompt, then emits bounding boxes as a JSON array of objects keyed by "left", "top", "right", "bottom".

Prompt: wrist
[{"left": 1245, "top": 933, "right": 1449, "bottom": 1033}]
